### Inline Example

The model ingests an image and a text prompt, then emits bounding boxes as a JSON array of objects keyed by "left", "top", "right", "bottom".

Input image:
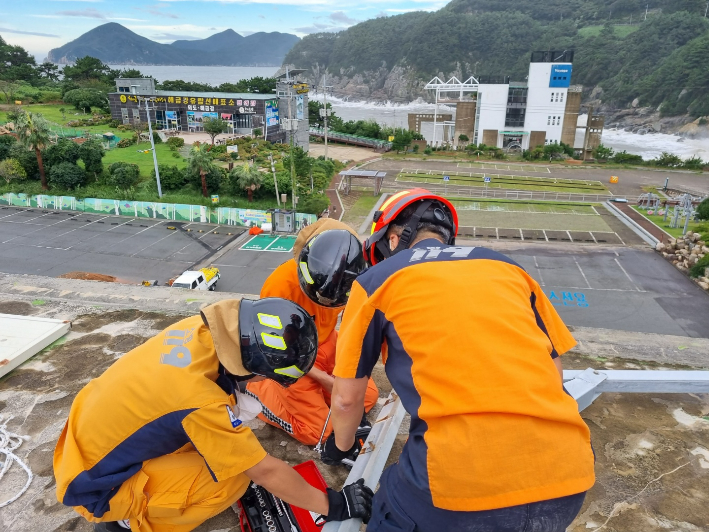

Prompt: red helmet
[{"left": 363, "top": 188, "right": 458, "bottom": 266}]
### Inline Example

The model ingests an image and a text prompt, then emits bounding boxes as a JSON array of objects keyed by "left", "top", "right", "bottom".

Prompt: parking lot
[{"left": 501, "top": 245, "right": 708, "bottom": 338}]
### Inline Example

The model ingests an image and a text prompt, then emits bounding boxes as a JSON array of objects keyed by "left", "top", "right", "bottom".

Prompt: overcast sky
[{"left": 0, "top": 0, "right": 448, "bottom": 60}]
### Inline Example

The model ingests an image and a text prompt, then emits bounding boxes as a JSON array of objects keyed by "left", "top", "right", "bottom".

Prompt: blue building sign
[{"left": 549, "top": 64, "right": 572, "bottom": 88}]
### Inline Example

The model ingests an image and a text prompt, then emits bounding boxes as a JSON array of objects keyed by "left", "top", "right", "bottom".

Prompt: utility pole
[
  {"left": 143, "top": 97, "right": 162, "bottom": 198},
  {"left": 582, "top": 105, "right": 593, "bottom": 161},
  {"left": 269, "top": 153, "right": 280, "bottom": 206},
  {"left": 286, "top": 74, "right": 296, "bottom": 211},
  {"left": 320, "top": 74, "right": 332, "bottom": 160},
  {"left": 645, "top": 4, "right": 648, "bottom": 20}
]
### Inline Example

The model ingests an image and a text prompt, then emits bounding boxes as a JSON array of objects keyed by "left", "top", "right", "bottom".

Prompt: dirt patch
[
  {"left": 58, "top": 272, "right": 119, "bottom": 283},
  {"left": 70, "top": 310, "right": 186, "bottom": 333},
  {"left": 0, "top": 301, "right": 39, "bottom": 316}
]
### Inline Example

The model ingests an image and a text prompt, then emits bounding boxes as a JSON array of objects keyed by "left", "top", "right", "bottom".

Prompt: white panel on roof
[{"left": 0, "top": 314, "right": 71, "bottom": 378}]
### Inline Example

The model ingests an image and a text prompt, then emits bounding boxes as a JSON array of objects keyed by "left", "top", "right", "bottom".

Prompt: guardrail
[
  {"left": 309, "top": 128, "right": 393, "bottom": 151},
  {"left": 325, "top": 369, "right": 709, "bottom": 531}
]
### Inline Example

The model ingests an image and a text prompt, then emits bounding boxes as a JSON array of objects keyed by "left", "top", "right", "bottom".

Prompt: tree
[
  {"left": 79, "top": 139, "right": 105, "bottom": 177},
  {"left": 0, "top": 36, "right": 38, "bottom": 83},
  {"left": 62, "top": 56, "right": 115, "bottom": 83},
  {"left": 37, "top": 62, "right": 60, "bottom": 81},
  {"left": 229, "top": 163, "right": 264, "bottom": 202},
  {"left": 109, "top": 163, "right": 140, "bottom": 190},
  {"left": 153, "top": 164, "right": 186, "bottom": 191},
  {"left": 63, "top": 88, "right": 109, "bottom": 113},
  {"left": 0, "top": 158, "right": 26, "bottom": 184},
  {"left": 202, "top": 118, "right": 228, "bottom": 146},
  {"left": 0, "top": 134, "right": 17, "bottom": 161},
  {"left": 298, "top": 193, "right": 330, "bottom": 215},
  {"left": 696, "top": 198, "right": 708, "bottom": 221},
  {"left": 49, "top": 162, "right": 86, "bottom": 190},
  {"left": 593, "top": 144, "right": 614, "bottom": 161},
  {"left": 392, "top": 128, "right": 413, "bottom": 153},
  {"left": 458, "top": 134, "right": 469, "bottom": 145},
  {"left": 0, "top": 80, "right": 20, "bottom": 104},
  {"left": 188, "top": 144, "right": 215, "bottom": 197},
  {"left": 44, "top": 138, "right": 80, "bottom": 169},
  {"left": 14, "top": 111, "right": 51, "bottom": 189}
]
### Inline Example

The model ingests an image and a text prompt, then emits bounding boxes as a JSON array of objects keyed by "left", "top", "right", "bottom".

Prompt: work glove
[
  {"left": 321, "top": 479, "right": 374, "bottom": 524},
  {"left": 320, "top": 432, "right": 358, "bottom": 465}
]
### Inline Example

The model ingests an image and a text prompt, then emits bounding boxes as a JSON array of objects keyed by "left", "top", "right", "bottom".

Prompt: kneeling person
[
  {"left": 247, "top": 219, "right": 379, "bottom": 447},
  {"left": 54, "top": 298, "right": 372, "bottom": 532}
]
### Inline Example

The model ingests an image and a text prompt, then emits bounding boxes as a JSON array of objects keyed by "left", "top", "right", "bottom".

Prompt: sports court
[
  {"left": 458, "top": 162, "right": 552, "bottom": 173},
  {"left": 395, "top": 169, "right": 608, "bottom": 194},
  {"left": 239, "top": 234, "right": 297, "bottom": 252}
]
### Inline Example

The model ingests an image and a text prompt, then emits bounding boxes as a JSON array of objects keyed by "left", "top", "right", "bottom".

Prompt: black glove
[
  {"left": 323, "top": 479, "right": 374, "bottom": 524},
  {"left": 321, "top": 432, "right": 358, "bottom": 465}
]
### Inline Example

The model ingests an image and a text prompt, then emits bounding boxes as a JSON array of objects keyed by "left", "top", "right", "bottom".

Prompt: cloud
[
  {"left": 152, "top": 33, "right": 199, "bottom": 41},
  {"left": 328, "top": 11, "right": 356, "bottom": 24},
  {"left": 55, "top": 8, "right": 105, "bottom": 19},
  {"left": 293, "top": 23, "right": 348, "bottom": 34},
  {"left": 0, "top": 27, "right": 59, "bottom": 38}
]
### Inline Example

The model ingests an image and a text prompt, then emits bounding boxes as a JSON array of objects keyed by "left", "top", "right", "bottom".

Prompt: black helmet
[
  {"left": 239, "top": 298, "right": 318, "bottom": 387},
  {"left": 297, "top": 229, "right": 367, "bottom": 308}
]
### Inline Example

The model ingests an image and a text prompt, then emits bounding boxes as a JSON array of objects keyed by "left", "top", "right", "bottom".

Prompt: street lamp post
[{"left": 143, "top": 97, "right": 162, "bottom": 198}]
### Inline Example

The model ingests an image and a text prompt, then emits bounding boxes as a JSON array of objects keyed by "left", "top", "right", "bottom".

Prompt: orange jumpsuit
[{"left": 248, "top": 258, "right": 379, "bottom": 445}]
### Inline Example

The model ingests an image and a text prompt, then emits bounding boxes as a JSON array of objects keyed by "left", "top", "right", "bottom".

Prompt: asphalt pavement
[{"left": 0, "top": 206, "right": 706, "bottom": 338}]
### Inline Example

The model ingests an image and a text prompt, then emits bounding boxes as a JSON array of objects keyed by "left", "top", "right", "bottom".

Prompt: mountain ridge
[{"left": 48, "top": 23, "right": 299, "bottom": 66}]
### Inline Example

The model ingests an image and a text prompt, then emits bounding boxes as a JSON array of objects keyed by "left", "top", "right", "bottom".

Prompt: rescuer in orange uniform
[
  {"left": 324, "top": 189, "right": 595, "bottom": 531},
  {"left": 53, "top": 298, "right": 373, "bottom": 532},
  {"left": 247, "top": 219, "right": 379, "bottom": 446}
]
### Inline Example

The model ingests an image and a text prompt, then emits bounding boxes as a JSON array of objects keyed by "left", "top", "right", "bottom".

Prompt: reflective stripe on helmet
[
  {"left": 371, "top": 190, "right": 411, "bottom": 235},
  {"left": 274, "top": 365, "right": 305, "bottom": 378},
  {"left": 257, "top": 313, "right": 283, "bottom": 330},
  {"left": 261, "top": 332, "right": 286, "bottom": 350},
  {"left": 299, "top": 261, "right": 315, "bottom": 284}
]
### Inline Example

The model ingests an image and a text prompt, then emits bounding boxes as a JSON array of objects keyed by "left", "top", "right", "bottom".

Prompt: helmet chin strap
[{"left": 392, "top": 200, "right": 434, "bottom": 255}]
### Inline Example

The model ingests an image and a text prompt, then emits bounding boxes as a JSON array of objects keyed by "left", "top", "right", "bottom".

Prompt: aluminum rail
[
  {"left": 322, "top": 391, "right": 406, "bottom": 532},
  {"left": 324, "top": 370, "right": 708, "bottom": 531}
]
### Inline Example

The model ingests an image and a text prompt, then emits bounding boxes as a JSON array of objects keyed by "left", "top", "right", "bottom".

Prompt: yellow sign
[
  {"left": 116, "top": 93, "right": 258, "bottom": 108},
  {"left": 609, "top": 176, "right": 619, "bottom": 183},
  {"left": 388, "top": 135, "right": 395, "bottom": 142},
  {"left": 119, "top": 94, "right": 127, "bottom": 103},
  {"left": 294, "top": 83, "right": 309, "bottom": 94},
  {"left": 14, "top": 100, "right": 21, "bottom": 105}
]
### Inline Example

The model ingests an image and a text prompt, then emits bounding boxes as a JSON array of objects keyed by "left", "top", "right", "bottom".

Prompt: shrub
[
  {"left": 152, "top": 131, "right": 163, "bottom": 144},
  {"left": 44, "top": 138, "right": 81, "bottom": 169},
  {"left": 412, "top": 144, "right": 419, "bottom": 153},
  {"left": 116, "top": 135, "right": 137, "bottom": 148},
  {"left": 298, "top": 192, "right": 329, "bottom": 215},
  {"left": 78, "top": 139, "right": 105, "bottom": 177},
  {"left": 8, "top": 144, "right": 40, "bottom": 180},
  {"left": 423, "top": 147, "right": 433, "bottom": 155},
  {"left": 612, "top": 150, "right": 644, "bottom": 164},
  {"left": 683, "top": 156, "right": 706, "bottom": 170},
  {"left": 166, "top": 137, "right": 185, "bottom": 149},
  {"left": 109, "top": 162, "right": 140, "bottom": 190},
  {"left": 696, "top": 198, "right": 709, "bottom": 221},
  {"left": 652, "top": 152, "right": 683, "bottom": 168},
  {"left": 49, "top": 162, "right": 86, "bottom": 190},
  {"left": 689, "top": 253, "right": 708, "bottom": 278},
  {"left": 253, "top": 128, "right": 263, "bottom": 137},
  {"left": 0, "top": 158, "right": 27, "bottom": 184},
  {"left": 0, "top": 134, "right": 17, "bottom": 160},
  {"left": 187, "top": 165, "right": 224, "bottom": 194},
  {"left": 154, "top": 164, "right": 187, "bottom": 191}
]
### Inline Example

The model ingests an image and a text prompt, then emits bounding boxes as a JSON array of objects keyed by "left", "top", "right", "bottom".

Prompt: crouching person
[{"left": 53, "top": 298, "right": 373, "bottom": 532}]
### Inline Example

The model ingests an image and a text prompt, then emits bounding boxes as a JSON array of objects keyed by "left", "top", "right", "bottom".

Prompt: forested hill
[{"left": 283, "top": 0, "right": 708, "bottom": 118}]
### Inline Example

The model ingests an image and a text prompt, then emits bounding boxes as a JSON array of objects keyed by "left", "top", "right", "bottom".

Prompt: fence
[
  {"left": 309, "top": 128, "right": 393, "bottom": 151},
  {"left": 0, "top": 193, "right": 317, "bottom": 228}
]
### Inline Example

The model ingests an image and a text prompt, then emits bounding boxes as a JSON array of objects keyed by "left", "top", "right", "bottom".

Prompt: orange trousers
[
  {"left": 75, "top": 446, "right": 250, "bottom": 532},
  {"left": 247, "top": 330, "right": 379, "bottom": 446}
]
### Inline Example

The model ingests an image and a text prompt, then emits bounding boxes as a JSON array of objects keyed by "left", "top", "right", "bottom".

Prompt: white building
[{"left": 473, "top": 51, "right": 580, "bottom": 150}]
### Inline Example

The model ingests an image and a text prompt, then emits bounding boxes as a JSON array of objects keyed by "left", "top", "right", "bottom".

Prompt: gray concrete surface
[{"left": 0, "top": 287, "right": 706, "bottom": 532}]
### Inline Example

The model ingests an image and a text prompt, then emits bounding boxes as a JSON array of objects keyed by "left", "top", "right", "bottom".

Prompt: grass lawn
[
  {"left": 577, "top": 25, "right": 640, "bottom": 38},
  {"left": 396, "top": 172, "right": 608, "bottom": 194},
  {"left": 341, "top": 193, "right": 380, "bottom": 227},
  {"left": 450, "top": 197, "right": 597, "bottom": 215},
  {"left": 632, "top": 205, "right": 709, "bottom": 240},
  {"left": 104, "top": 140, "right": 188, "bottom": 177}
]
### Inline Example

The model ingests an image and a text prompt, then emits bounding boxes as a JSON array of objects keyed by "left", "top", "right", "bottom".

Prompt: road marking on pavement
[
  {"left": 112, "top": 221, "right": 166, "bottom": 246},
  {"left": 574, "top": 258, "right": 592, "bottom": 289},
  {"left": 1, "top": 212, "right": 76, "bottom": 244},
  {"left": 533, "top": 256, "right": 545, "bottom": 286},
  {"left": 614, "top": 258, "right": 642, "bottom": 292},
  {"left": 33, "top": 215, "right": 111, "bottom": 247},
  {"left": 130, "top": 229, "right": 176, "bottom": 257},
  {"left": 62, "top": 218, "right": 138, "bottom": 250}
]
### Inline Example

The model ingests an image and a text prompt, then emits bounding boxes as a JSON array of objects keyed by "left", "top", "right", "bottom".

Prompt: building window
[
  {"left": 560, "top": 93, "right": 564, "bottom": 103},
  {"left": 556, "top": 116, "right": 561, "bottom": 126},
  {"left": 507, "top": 87, "right": 528, "bottom": 105},
  {"left": 547, "top": 116, "right": 551, "bottom": 126},
  {"left": 118, "top": 86, "right": 130, "bottom": 93},
  {"left": 505, "top": 108, "right": 526, "bottom": 128}
]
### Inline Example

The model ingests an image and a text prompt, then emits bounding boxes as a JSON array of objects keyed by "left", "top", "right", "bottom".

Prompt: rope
[{"left": 0, "top": 415, "right": 33, "bottom": 507}]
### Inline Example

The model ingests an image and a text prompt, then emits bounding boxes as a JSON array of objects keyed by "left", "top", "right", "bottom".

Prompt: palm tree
[
  {"left": 188, "top": 144, "right": 214, "bottom": 198},
  {"left": 14, "top": 111, "right": 52, "bottom": 190},
  {"left": 230, "top": 163, "right": 263, "bottom": 203}
]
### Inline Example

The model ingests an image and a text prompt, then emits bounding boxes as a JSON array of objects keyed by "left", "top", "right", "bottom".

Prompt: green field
[
  {"left": 577, "top": 25, "right": 640, "bottom": 38},
  {"left": 396, "top": 171, "right": 609, "bottom": 194},
  {"left": 450, "top": 198, "right": 597, "bottom": 215}
]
